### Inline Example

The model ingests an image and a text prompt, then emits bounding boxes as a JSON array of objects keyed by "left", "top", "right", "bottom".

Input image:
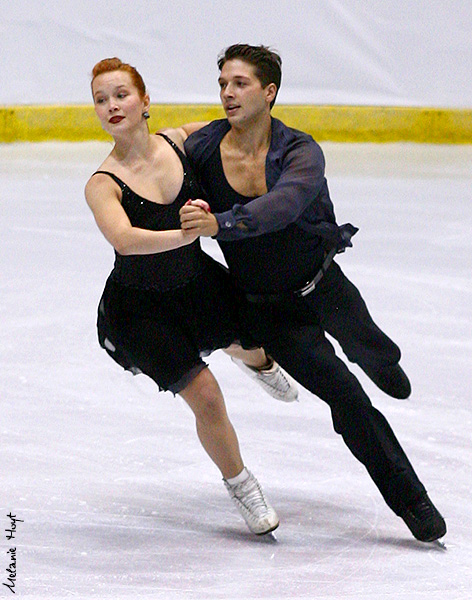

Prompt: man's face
[{"left": 218, "top": 59, "right": 275, "bottom": 126}]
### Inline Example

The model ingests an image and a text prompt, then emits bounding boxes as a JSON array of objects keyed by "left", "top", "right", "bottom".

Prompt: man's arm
[
  {"left": 156, "top": 122, "right": 209, "bottom": 152},
  {"left": 182, "top": 137, "right": 328, "bottom": 241}
]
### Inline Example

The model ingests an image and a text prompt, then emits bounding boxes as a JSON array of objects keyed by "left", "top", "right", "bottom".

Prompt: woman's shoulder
[
  {"left": 85, "top": 157, "right": 123, "bottom": 203},
  {"left": 86, "top": 151, "right": 120, "bottom": 184},
  {"left": 156, "top": 122, "right": 209, "bottom": 153},
  {"left": 155, "top": 128, "right": 186, "bottom": 152}
]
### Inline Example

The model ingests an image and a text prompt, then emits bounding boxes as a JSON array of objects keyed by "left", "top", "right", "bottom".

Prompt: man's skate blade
[{"left": 431, "top": 538, "right": 447, "bottom": 551}]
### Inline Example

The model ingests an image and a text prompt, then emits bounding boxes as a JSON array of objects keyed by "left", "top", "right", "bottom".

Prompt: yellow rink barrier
[{"left": 1, "top": 103, "right": 471, "bottom": 143}]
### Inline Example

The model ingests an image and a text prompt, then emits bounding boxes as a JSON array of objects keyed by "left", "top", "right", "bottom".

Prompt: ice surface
[{"left": 1, "top": 142, "right": 471, "bottom": 599}]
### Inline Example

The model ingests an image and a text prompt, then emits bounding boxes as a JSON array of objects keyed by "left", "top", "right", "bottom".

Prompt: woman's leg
[
  {"left": 178, "top": 365, "right": 280, "bottom": 535},
  {"left": 223, "top": 344, "right": 270, "bottom": 368},
  {"left": 179, "top": 366, "right": 243, "bottom": 479}
]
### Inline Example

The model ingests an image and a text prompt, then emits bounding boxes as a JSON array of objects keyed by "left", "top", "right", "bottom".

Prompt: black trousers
[
  {"left": 313, "top": 261, "right": 402, "bottom": 371},
  {"left": 239, "top": 262, "right": 425, "bottom": 515}
]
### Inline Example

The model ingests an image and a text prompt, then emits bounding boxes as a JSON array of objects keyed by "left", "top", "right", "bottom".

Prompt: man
[{"left": 179, "top": 44, "right": 446, "bottom": 543}]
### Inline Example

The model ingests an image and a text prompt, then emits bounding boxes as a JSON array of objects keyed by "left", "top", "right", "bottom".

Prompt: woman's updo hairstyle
[{"left": 91, "top": 57, "right": 147, "bottom": 99}]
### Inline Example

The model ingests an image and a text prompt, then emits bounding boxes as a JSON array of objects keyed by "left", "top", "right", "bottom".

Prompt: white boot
[
  {"left": 224, "top": 470, "right": 279, "bottom": 535},
  {"left": 232, "top": 357, "right": 298, "bottom": 402}
]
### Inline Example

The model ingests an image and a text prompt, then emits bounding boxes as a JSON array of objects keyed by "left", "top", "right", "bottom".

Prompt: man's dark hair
[{"left": 217, "top": 44, "right": 282, "bottom": 108}]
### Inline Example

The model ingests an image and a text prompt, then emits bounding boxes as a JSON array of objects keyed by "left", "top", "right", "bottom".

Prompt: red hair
[{"left": 91, "top": 58, "right": 147, "bottom": 98}]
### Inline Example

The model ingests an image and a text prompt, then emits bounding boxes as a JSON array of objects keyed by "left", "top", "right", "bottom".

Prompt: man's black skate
[
  {"left": 362, "top": 363, "right": 411, "bottom": 399},
  {"left": 401, "top": 495, "right": 446, "bottom": 542}
]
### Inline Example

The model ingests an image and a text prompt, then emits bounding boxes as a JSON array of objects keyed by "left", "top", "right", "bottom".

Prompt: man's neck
[
  {"left": 224, "top": 113, "right": 272, "bottom": 157},
  {"left": 219, "top": 113, "right": 271, "bottom": 197}
]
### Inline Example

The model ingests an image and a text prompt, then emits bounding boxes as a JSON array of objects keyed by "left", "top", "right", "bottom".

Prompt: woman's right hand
[{"left": 180, "top": 200, "right": 219, "bottom": 237}]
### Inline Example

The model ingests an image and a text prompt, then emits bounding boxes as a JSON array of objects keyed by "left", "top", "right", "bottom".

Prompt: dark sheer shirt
[{"left": 184, "top": 117, "right": 358, "bottom": 250}]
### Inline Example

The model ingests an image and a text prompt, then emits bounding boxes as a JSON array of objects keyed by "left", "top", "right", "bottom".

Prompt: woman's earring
[{"left": 143, "top": 111, "right": 150, "bottom": 119}]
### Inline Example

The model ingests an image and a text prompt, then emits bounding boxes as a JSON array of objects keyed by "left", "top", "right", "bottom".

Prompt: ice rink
[{"left": 2, "top": 141, "right": 472, "bottom": 599}]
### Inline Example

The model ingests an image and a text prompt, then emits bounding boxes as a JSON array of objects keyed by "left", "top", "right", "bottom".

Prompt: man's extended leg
[
  {"left": 256, "top": 321, "right": 445, "bottom": 541},
  {"left": 313, "top": 261, "right": 411, "bottom": 399}
]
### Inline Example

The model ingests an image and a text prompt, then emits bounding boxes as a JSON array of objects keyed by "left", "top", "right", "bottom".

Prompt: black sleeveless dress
[{"left": 94, "top": 134, "right": 240, "bottom": 393}]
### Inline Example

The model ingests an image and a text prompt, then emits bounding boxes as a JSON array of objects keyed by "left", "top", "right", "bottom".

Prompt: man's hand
[{"left": 180, "top": 200, "right": 219, "bottom": 237}]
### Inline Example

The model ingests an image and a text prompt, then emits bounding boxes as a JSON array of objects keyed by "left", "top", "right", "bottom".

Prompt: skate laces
[
  {"left": 401, "top": 494, "right": 446, "bottom": 542},
  {"left": 256, "top": 364, "right": 293, "bottom": 394},
  {"left": 230, "top": 357, "right": 298, "bottom": 402},
  {"left": 229, "top": 475, "right": 268, "bottom": 513},
  {"left": 409, "top": 498, "right": 436, "bottom": 521},
  {"left": 262, "top": 367, "right": 289, "bottom": 387}
]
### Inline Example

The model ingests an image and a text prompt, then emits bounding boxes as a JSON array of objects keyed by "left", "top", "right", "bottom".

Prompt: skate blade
[
  {"left": 256, "top": 528, "right": 278, "bottom": 542},
  {"left": 431, "top": 538, "right": 447, "bottom": 551},
  {"left": 263, "top": 530, "right": 278, "bottom": 542}
]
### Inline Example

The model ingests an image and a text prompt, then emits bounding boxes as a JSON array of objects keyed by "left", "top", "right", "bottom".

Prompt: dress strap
[
  {"left": 155, "top": 132, "right": 188, "bottom": 161},
  {"left": 156, "top": 133, "right": 201, "bottom": 199},
  {"left": 92, "top": 170, "right": 127, "bottom": 191}
]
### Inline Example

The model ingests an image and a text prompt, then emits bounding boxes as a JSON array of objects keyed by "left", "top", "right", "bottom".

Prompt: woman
[{"left": 85, "top": 58, "right": 284, "bottom": 535}]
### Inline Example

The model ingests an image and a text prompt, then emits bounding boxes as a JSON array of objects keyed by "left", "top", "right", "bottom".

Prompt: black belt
[{"left": 245, "top": 247, "right": 336, "bottom": 304}]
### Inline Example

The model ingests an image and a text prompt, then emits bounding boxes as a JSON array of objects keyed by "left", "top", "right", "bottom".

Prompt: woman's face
[{"left": 92, "top": 70, "right": 149, "bottom": 135}]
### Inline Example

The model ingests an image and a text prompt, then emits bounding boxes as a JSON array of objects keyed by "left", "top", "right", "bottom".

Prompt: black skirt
[{"left": 97, "top": 255, "right": 241, "bottom": 393}]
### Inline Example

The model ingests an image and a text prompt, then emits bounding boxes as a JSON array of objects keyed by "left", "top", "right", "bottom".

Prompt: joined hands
[{"left": 180, "top": 199, "right": 219, "bottom": 237}]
